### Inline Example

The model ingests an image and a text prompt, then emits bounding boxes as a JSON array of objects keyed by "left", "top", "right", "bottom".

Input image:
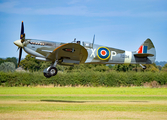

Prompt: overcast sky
[{"left": 0, "top": 0, "right": 167, "bottom": 61}]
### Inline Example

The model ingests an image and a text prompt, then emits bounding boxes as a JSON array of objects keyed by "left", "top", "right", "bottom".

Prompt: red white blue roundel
[{"left": 97, "top": 47, "right": 110, "bottom": 60}]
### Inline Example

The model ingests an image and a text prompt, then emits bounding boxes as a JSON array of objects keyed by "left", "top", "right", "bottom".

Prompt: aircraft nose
[{"left": 14, "top": 39, "right": 23, "bottom": 47}]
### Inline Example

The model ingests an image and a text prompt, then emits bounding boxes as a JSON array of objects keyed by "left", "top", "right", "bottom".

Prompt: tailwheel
[
  {"left": 48, "top": 67, "right": 58, "bottom": 76},
  {"left": 140, "top": 64, "right": 147, "bottom": 70},
  {"left": 143, "top": 65, "right": 147, "bottom": 70}
]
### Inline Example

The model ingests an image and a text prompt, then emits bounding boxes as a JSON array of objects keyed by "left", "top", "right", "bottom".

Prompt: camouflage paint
[{"left": 22, "top": 38, "right": 155, "bottom": 65}]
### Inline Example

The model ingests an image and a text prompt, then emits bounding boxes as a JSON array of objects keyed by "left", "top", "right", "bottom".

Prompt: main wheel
[
  {"left": 44, "top": 73, "right": 51, "bottom": 78},
  {"left": 48, "top": 67, "right": 58, "bottom": 76}
]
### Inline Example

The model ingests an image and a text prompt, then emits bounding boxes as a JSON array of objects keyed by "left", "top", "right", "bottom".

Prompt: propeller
[{"left": 14, "top": 21, "right": 25, "bottom": 67}]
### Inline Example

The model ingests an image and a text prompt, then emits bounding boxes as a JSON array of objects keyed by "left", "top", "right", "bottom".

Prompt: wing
[{"left": 47, "top": 43, "right": 88, "bottom": 65}]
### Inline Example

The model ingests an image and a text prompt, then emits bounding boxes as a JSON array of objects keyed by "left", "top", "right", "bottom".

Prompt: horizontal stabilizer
[{"left": 134, "top": 53, "right": 154, "bottom": 58}]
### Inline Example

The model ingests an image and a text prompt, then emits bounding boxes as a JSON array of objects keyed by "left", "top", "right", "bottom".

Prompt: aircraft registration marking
[
  {"left": 89, "top": 48, "right": 117, "bottom": 61},
  {"left": 90, "top": 49, "right": 96, "bottom": 58},
  {"left": 121, "top": 54, "right": 129, "bottom": 58},
  {"left": 110, "top": 51, "right": 117, "bottom": 60}
]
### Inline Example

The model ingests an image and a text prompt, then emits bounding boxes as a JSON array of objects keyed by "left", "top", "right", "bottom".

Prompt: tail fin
[{"left": 134, "top": 38, "right": 156, "bottom": 62}]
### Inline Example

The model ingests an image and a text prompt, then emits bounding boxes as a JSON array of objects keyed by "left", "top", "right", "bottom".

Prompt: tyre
[
  {"left": 48, "top": 67, "right": 58, "bottom": 76},
  {"left": 44, "top": 73, "right": 51, "bottom": 78}
]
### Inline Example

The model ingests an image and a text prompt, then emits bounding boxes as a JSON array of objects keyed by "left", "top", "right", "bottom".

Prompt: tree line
[
  {"left": 18, "top": 55, "right": 166, "bottom": 72},
  {"left": 0, "top": 55, "right": 167, "bottom": 72},
  {"left": 0, "top": 57, "right": 17, "bottom": 72},
  {"left": 0, "top": 55, "right": 167, "bottom": 87},
  {"left": 0, "top": 57, "right": 17, "bottom": 68}
]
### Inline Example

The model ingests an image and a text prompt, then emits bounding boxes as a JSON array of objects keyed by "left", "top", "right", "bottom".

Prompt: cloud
[
  {"left": 0, "top": 1, "right": 167, "bottom": 18},
  {"left": 136, "top": 11, "right": 167, "bottom": 18},
  {"left": 0, "top": 1, "right": 32, "bottom": 14},
  {"left": 67, "top": 0, "right": 81, "bottom": 5},
  {"left": 0, "top": 1, "right": 89, "bottom": 16},
  {"left": 67, "top": 0, "right": 93, "bottom": 5},
  {"left": 35, "top": 6, "right": 88, "bottom": 16}
]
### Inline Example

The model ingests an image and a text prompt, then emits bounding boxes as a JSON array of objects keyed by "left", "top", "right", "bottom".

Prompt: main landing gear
[{"left": 43, "top": 60, "right": 58, "bottom": 78}]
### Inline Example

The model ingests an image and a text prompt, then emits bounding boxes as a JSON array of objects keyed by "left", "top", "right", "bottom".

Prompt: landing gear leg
[{"left": 43, "top": 60, "right": 58, "bottom": 78}]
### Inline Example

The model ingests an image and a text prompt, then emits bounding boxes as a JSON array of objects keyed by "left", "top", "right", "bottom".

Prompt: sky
[{"left": 0, "top": 0, "right": 167, "bottom": 61}]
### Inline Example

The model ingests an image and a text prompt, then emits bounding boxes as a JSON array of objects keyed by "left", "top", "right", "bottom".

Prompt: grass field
[{"left": 0, "top": 87, "right": 167, "bottom": 120}]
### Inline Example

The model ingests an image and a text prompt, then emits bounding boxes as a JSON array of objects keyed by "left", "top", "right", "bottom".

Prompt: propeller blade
[
  {"left": 18, "top": 47, "right": 22, "bottom": 67},
  {"left": 17, "top": 47, "right": 20, "bottom": 51},
  {"left": 20, "top": 21, "right": 24, "bottom": 39}
]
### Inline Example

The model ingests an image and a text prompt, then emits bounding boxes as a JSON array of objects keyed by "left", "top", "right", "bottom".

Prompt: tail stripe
[
  {"left": 138, "top": 45, "right": 147, "bottom": 54},
  {"left": 143, "top": 46, "right": 147, "bottom": 53}
]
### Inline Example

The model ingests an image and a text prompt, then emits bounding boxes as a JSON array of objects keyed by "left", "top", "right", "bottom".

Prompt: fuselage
[{"left": 19, "top": 39, "right": 155, "bottom": 65}]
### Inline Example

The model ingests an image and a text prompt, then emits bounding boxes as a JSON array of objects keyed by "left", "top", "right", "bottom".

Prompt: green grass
[
  {"left": 0, "top": 87, "right": 167, "bottom": 95},
  {"left": 1, "top": 103, "right": 167, "bottom": 112},
  {"left": 0, "top": 87, "right": 167, "bottom": 119},
  {"left": 0, "top": 95, "right": 167, "bottom": 101}
]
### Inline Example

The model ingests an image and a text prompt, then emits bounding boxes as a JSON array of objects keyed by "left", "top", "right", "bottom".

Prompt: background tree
[
  {"left": 162, "top": 63, "right": 167, "bottom": 72},
  {"left": 0, "top": 58, "right": 4, "bottom": 65},
  {"left": 113, "top": 64, "right": 159, "bottom": 72},
  {"left": 5, "top": 57, "right": 17, "bottom": 68},
  {"left": 18, "top": 54, "right": 160, "bottom": 73},
  {"left": 143, "top": 63, "right": 159, "bottom": 72},
  {"left": 0, "top": 57, "right": 17, "bottom": 68},
  {"left": 20, "top": 55, "right": 44, "bottom": 72},
  {"left": 0, "top": 62, "right": 15, "bottom": 72},
  {"left": 114, "top": 64, "right": 138, "bottom": 72}
]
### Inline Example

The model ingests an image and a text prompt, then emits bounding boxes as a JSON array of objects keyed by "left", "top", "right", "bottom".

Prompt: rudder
[{"left": 134, "top": 38, "right": 156, "bottom": 63}]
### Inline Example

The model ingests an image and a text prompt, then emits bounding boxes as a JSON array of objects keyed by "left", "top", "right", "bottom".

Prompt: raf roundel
[{"left": 97, "top": 47, "right": 110, "bottom": 60}]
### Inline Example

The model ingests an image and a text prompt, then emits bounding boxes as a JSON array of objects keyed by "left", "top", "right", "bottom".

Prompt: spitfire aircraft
[{"left": 14, "top": 21, "right": 156, "bottom": 78}]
